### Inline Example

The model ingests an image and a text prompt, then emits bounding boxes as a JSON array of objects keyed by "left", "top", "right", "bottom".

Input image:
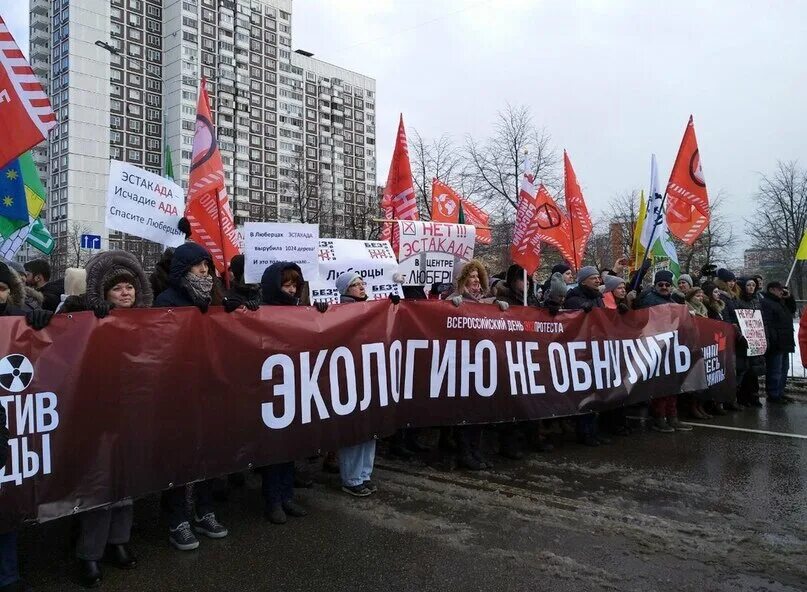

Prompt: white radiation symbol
[{"left": 0, "top": 354, "right": 34, "bottom": 393}]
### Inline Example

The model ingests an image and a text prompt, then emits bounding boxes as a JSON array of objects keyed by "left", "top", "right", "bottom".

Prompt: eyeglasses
[{"left": 656, "top": 282, "right": 671, "bottom": 288}]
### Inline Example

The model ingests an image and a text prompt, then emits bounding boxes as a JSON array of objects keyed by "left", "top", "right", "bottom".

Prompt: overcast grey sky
[{"left": 4, "top": 0, "right": 806, "bottom": 252}]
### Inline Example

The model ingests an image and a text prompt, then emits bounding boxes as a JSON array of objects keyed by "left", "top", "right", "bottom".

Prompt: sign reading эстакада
[
  {"left": 397, "top": 220, "right": 476, "bottom": 286},
  {"left": 243, "top": 222, "right": 320, "bottom": 284},
  {"left": 105, "top": 160, "right": 185, "bottom": 248}
]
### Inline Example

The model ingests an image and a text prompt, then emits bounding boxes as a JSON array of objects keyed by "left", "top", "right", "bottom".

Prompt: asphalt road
[{"left": 17, "top": 397, "right": 807, "bottom": 592}]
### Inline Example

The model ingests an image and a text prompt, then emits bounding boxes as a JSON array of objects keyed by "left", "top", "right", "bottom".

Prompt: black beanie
[
  {"left": 654, "top": 270, "right": 674, "bottom": 285},
  {"left": 229, "top": 254, "right": 245, "bottom": 281},
  {"left": 0, "top": 262, "right": 13, "bottom": 288},
  {"left": 551, "top": 263, "right": 571, "bottom": 275},
  {"left": 716, "top": 268, "right": 736, "bottom": 282}
]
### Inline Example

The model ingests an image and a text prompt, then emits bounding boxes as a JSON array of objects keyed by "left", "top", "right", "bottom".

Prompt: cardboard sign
[
  {"left": 105, "top": 160, "right": 185, "bottom": 247},
  {"left": 243, "top": 222, "right": 319, "bottom": 284},
  {"left": 397, "top": 221, "right": 476, "bottom": 286},
  {"left": 309, "top": 238, "right": 403, "bottom": 303},
  {"left": 735, "top": 309, "right": 768, "bottom": 356}
]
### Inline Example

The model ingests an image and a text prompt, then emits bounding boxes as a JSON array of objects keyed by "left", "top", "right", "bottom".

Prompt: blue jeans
[
  {"left": 338, "top": 440, "right": 376, "bottom": 487},
  {"left": 0, "top": 531, "right": 19, "bottom": 588},
  {"left": 765, "top": 352, "right": 790, "bottom": 400}
]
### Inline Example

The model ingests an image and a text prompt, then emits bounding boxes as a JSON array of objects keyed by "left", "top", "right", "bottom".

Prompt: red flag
[
  {"left": 380, "top": 115, "right": 417, "bottom": 247},
  {"left": 431, "top": 178, "right": 492, "bottom": 244},
  {"left": 666, "top": 115, "right": 709, "bottom": 245},
  {"left": 185, "top": 79, "right": 240, "bottom": 278},
  {"left": 531, "top": 183, "right": 576, "bottom": 265},
  {"left": 0, "top": 17, "right": 57, "bottom": 169},
  {"left": 509, "top": 175, "right": 544, "bottom": 273},
  {"left": 563, "top": 150, "right": 593, "bottom": 270}
]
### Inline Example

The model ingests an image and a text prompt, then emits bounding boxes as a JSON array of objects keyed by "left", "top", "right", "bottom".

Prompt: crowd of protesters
[{"left": 0, "top": 231, "right": 801, "bottom": 590}]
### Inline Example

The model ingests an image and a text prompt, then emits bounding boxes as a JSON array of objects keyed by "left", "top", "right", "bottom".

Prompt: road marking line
[{"left": 678, "top": 422, "right": 807, "bottom": 439}]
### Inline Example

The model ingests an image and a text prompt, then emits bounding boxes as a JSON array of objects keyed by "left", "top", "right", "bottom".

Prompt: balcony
[
  {"left": 30, "top": 0, "right": 48, "bottom": 15},
  {"left": 30, "top": 27, "right": 49, "bottom": 44},
  {"left": 30, "top": 13, "right": 48, "bottom": 30},
  {"left": 31, "top": 44, "right": 49, "bottom": 62}
]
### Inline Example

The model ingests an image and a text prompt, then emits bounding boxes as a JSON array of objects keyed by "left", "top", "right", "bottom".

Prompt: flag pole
[
  {"left": 631, "top": 191, "right": 668, "bottom": 292},
  {"left": 785, "top": 258, "right": 798, "bottom": 287},
  {"left": 213, "top": 186, "right": 230, "bottom": 290},
  {"left": 522, "top": 268, "right": 528, "bottom": 306}
]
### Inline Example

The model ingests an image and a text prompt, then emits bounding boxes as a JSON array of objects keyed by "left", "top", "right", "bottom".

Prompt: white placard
[
  {"left": 309, "top": 238, "right": 403, "bottom": 304},
  {"left": 243, "top": 222, "right": 319, "bottom": 284},
  {"left": 397, "top": 220, "right": 476, "bottom": 286},
  {"left": 735, "top": 309, "right": 768, "bottom": 356},
  {"left": 105, "top": 160, "right": 185, "bottom": 247}
]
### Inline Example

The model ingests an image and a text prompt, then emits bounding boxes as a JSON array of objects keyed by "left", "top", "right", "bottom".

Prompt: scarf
[
  {"left": 686, "top": 299, "right": 708, "bottom": 318},
  {"left": 183, "top": 272, "right": 213, "bottom": 306}
]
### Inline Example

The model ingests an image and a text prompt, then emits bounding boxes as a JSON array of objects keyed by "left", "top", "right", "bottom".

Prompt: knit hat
[
  {"left": 0, "top": 262, "right": 13, "bottom": 288},
  {"left": 654, "top": 270, "right": 674, "bottom": 285},
  {"left": 546, "top": 272, "right": 568, "bottom": 302},
  {"left": 551, "top": 263, "right": 571, "bottom": 275},
  {"left": 64, "top": 268, "right": 87, "bottom": 297},
  {"left": 716, "top": 268, "right": 736, "bottom": 282},
  {"left": 677, "top": 273, "right": 694, "bottom": 288},
  {"left": 603, "top": 274, "right": 626, "bottom": 294},
  {"left": 576, "top": 266, "right": 599, "bottom": 284},
  {"left": 336, "top": 271, "right": 362, "bottom": 295}
]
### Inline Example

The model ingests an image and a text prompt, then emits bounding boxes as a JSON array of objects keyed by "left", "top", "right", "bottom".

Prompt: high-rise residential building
[{"left": 28, "top": 0, "right": 377, "bottom": 273}]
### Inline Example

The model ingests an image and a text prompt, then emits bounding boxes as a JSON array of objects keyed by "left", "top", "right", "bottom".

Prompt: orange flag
[
  {"left": 431, "top": 178, "right": 492, "bottom": 244},
  {"left": 380, "top": 115, "right": 417, "bottom": 248},
  {"left": 532, "top": 183, "right": 576, "bottom": 266},
  {"left": 666, "top": 115, "right": 709, "bottom": 245},
  {"left": 563, "top": 150, "right": 593, "bottom": 269},
  {"left": 185, "top": 78, "right": 240, "bottom": 277},
  {"left": 510, "top": 175, "right": 542, "bottom": 273}
]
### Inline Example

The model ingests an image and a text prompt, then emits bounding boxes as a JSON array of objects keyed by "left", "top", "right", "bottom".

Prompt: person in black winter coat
[
  {"left": 154, "top": 242, "right": 228, "bottom": 551},
  {"left": 0, "top": 399, "right": 23, "bottom": 592},
  {"left": 760, "top": 282, "right": 796, "bottom": 404},
  {"left": 564, "top": 266, "right": 604, "bottom": 311},
  {"left": 149, "top": 247, "right": 175, "bottom": 301},
  {"left": 222, "top": 254, "right": 261, "bottom": 312},
  {"left": 731, "top": 277, "right": 766, "bottom": 408},
  {"left": 635, "top": 269, "right": 675, "bottom": 308},
  {"left": 256, "top": 261, "right": 326, "bottom": 523},
  {"left": 22, "top": 259, "right": 63, "bottom": 312}
]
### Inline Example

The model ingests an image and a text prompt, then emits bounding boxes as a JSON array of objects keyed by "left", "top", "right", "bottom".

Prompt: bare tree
[
  {"left": 678, "top": 192, "right": 736, "bottom": 276},
  {"left": 284, "top": 157, "right": 323, "bottom": 225},
  {"left": 409, "top": 130, "right": 464, "bottom": 219},
  {"left": 606, "top": 189, "right": 641, "bottom": 261},
  {"left": 65, "top": 222, "right": 93, "bottom": 269},
  {"left": 465, "top": 104, "right": 558, "bottom": 211},
  {"left": 345, "top": 189, "right": 381, "bottom": 240},
  {"left": 745, "top": 161, "right": 807, "bottom": 295}
]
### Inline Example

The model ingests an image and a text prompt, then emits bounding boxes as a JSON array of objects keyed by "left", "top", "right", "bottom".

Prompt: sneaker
[
  {"left": 282, "top": 500, "right": 307, "bottom": 517},
  {"left": 342, "top": 484, "right": 372, "bottom": 497},
  {"left": 650, "top": 418, "right": 675, "bottom": 433},
  {"left": 362, "top": 480, "right": 378, "bottom": 493},
  {"left": 193, "top": 512, "right": 229, "bottom": 539},
  {"left": 169, "top": 521, "right": 200, "bottom": 551},
  {"left": 668, "top": 417, "right": 693, "bottom": 432}
]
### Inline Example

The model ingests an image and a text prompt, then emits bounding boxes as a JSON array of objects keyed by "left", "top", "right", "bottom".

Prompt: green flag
[
  {"left": 0, "top": 152, "right": 47, "bottom": 239},
  {"left": 26, "top": 217, "right": 55, "bottom": 255},
  {"left": 163, "top": 128, "right": 175, "bottom": 181}
]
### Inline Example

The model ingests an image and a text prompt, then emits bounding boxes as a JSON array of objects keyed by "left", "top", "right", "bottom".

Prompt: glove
[
  {"left": 451, "top": 296, "right": 463, "bottom": 308},
  {"left": 92, "top": 301, "right": 114, "bottom": 319},
  {"left": 245, "top": 299, "right": 261, "bottom": 311},
  {"left": 315, "top": 301, "right": 329, "bottom": 313},
  {"left": 197, "top": 302, "right": 209, "bottom": 314},
  {"left": 496, "top": 300, "right": 509, "bottom": 311},
  {"left": 737, "top": 334, "right": 748, "bottom": 348},
  {"left": 26, "top": 309, "right": 53, "bottom": 330},
  {"left": 617, "top": 303, "right": 630, "bottom": 315},
  {"left": 581, "top": 302, "right": 593, "bottom": 313},
  {"left": 546, "top": 301, "right": 561, "bottom": 316},
  {"left": 223, "top": 297, "right": 241, "bottom": 313},
  {"left": 671, "top": 292, "right": 685, "bottom": 304},
  {"left": 389, "top": 294, "right": 401, "bottom": 305},
  {"left": 392, "top": 273, "right": 405, "bottom": 284}
]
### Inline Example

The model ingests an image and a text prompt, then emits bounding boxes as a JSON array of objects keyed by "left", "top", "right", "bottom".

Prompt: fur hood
[
  {"left": 455, "top": 260, "right": 489, "bottom": 296},
  {"left": 714, "top": 278, "right": 740, "bottom": 300},
  {"left": 24, "top": 286, "right": 43, "bottom": 307},
  {"left": 84, "top": 250, "right": 153, "bottom": 308},
  {"left": 4, "top": 265, "right": 25, "bottom": 308}
]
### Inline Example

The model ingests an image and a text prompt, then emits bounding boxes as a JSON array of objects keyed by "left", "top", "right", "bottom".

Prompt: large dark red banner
[{"left": 0, "top": 302, "right": 734, "bottom": 527}]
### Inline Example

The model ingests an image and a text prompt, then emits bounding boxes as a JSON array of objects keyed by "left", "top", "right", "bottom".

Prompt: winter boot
[
  {"left": 668, "top": 417, "right": 693, "bottom": 432},
  {"left": 650, "top": 417, "right": 675, "bottom": 433}
]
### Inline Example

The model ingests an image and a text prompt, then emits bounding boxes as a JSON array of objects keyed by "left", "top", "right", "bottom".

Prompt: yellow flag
[
  {"left": 796, "top": 231, "right": 807, "bottom": 260},
  {"left": 631, "top": 191, "right": 647, "bottom": 270}
]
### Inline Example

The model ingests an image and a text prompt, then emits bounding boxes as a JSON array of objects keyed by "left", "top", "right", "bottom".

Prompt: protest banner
[
  {"left": 735, "top": 309, "right": 768, "bottom": 356},
  {"left": 397, "top": 220, "right": 476, "bottom": 286},
  {"left": 104, "top": 160, "right": 185, "bottom": 247},
  {"left": 309, "top": 239, "right": 403, "bottom": 304},
  {"left": 0, "top": 303, "right": 734, "bottom": 527},
  {"left": 243, "top": 222, "right": 319, "bottom": 284}
]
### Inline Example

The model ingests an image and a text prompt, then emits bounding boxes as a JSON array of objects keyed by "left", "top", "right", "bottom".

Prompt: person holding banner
[
  {"left": 335, "top": 272, "right": 380, "bottom": 494},
  {"left": 256, "top": 261, "right": 327, "bottom": 522},
  {"left": 732, "top": 278, "right": 767, "bottom": 409},
  {"left": 54, "top": 250, "right": 152, "bottom": 586},
  {"left": 154, "top": 242, "right": 229, "bottom": 551},
  {"left": 223, "top": 255, "right": 261, "bottom": 313}
]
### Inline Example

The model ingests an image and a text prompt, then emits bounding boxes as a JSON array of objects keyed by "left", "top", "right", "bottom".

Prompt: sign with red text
[
  {"left": 735, "top": 309, "right": 768, "bottom": 356},
  {"left": 397, "top": 221, "right": 476, "bottom": 286},
  {"left": 309, "top": 238, "right": 403, "bottom": 304},
  {"left": 105, "top": 160, "right": 185, "bottom": 247}
]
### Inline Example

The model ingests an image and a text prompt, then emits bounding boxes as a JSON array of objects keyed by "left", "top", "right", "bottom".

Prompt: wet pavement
[{"left": 17, "top": 396, "right": 807, "bottom": 592}]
